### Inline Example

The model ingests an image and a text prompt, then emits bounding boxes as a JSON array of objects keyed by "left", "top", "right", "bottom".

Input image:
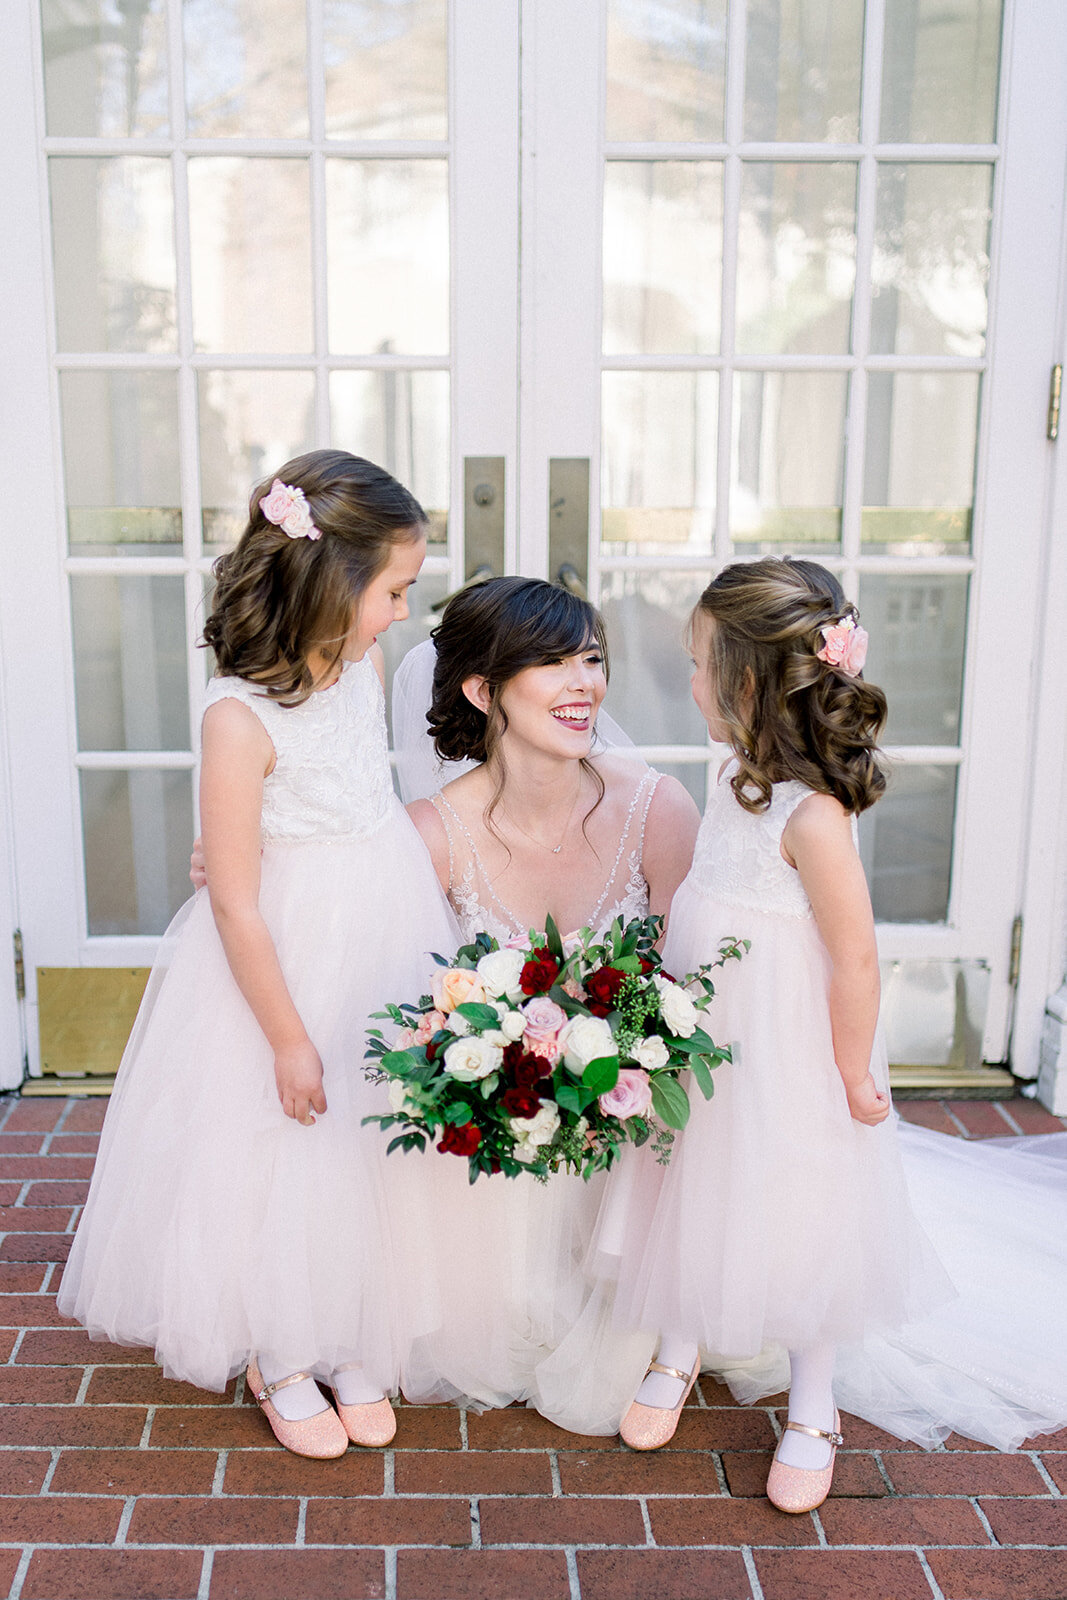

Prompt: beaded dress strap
[{"left": 429, "top": 793, "right": 457, "bottom": 894}]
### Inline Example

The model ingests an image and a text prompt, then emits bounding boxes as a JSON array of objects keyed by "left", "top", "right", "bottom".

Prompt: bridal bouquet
[{"left": 364, "top": 915, "right": 746, "bottom": 1183}]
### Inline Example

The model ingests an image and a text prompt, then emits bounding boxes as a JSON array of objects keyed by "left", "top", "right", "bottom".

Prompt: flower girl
[
  {"left": 59, "top": 450, "right": 458, "bottom": 1457},
  {"left": 616, "top": 557, "right": 946, "bottom": 1510}
]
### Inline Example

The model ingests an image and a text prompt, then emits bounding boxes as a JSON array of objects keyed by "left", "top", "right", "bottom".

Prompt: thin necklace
[{"left": 501, "top": 774, "right": 584, "bottom": 855}]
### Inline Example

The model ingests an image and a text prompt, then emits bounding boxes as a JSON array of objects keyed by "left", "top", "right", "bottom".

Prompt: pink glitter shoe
[
  {"left": 246, "top": 1357, "right": 348, "bottom": 1459},
  {"left": 619, "top": 1356, "right": 701, "bottom": 1451},
  {"left": 766, "top": 1409, "right": 843, "bottom": 1513},
  {"left": 333, "top": 1396, "right": 397, "bottom": 1448}
]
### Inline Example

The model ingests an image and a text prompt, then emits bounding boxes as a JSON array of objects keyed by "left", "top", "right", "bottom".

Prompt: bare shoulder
[
  {"left": 647, "top": 772, "right": 701, "bottom": 831},
  {"left": 202, "top": 694, "right": 275, "bottom": 771},
  {"left": 406, "top": 797, "right": 450, "bottom": 888},
  {"left": 782, "top": 791, "right": 853, "bottom": 867}
]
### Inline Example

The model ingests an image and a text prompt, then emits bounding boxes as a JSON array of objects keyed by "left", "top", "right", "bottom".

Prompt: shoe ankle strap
[
  {"left": 783, "top": 1419, "right": 844, "bottom": 1448},
  {"left": 253, "top": 1370, "right": 312, "bottom": 1402},
  {"left": 647, "top": 1359, "right": 692, "bottom": 1384}
]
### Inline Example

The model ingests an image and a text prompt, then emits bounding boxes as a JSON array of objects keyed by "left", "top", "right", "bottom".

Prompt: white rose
[
  {"left": 387, "top": 1079, "right": 420, "bottom": 1117},
  {"left": 476, "top": 947, "right": 526, "bottom": 1001},
  {"left": 446, "top": 1010, "right": 471, "bottom": 1036},
  {"left": 499, "top": 1009, "right": 527, "bottom": 1042},
  {"left": 509, "top": 1100, "right": 561, "bottom": 1161},
  {"left": 482, "top": 1029, "right": 510, "bottom": 1048},
  {"left": 559, "top": 1013, "right": 617, "bottom": 1073},
  {"left": 654, "top": 976, "right": 699, "bottom": 1038},
  {"left": 630, "top": 1034, "right": 670, "bottom": 1071},
  {"left": 442, "top": 1035, "right": 504, "bottom": 1082}
]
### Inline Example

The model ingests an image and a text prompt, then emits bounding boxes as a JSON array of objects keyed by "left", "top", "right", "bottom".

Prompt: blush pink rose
[
  {"left": 521, "top": 996, "right": 568, "bottom": 1065},
  {"left": 260, "top": 479, "right": 320, "bottom": 540},
  {"left": 431, "top": 967, "right": 487, "bottom": 1014},
  {"left": 598, "top": 1067, "right": 653, "bottom": 1120},
  {"left": 415, "top": 1008, "right": 447, "bottom": 1044},
  {"left": 561, "top": 977, "right": 586, "bottom": 1002},
  {"left": 393, "top": 1027, "right": 416, "bottom": 1050},
  {"left": 816, "top": 618, "right": 868, "bottom": 677}
]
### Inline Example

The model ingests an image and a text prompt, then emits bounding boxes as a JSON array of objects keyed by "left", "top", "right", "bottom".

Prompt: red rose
[
  {"left": 502, "top": 1043, "right": 545, "bottom": 1089},
  {"left": 501, "top": 1087, "right": 541, "bottom": 1118},
  {"left": 520, "top": 953, "right": 560, "bottom": 995},
  {"left": 436, "top": 1122, "right": 482, "bottom": 1157},
  {"left": 585, "top": 966, "right": 628, "bottom": 1017},
  {"left": 638, "top": 957, "right": 655, "bottom": 974}
]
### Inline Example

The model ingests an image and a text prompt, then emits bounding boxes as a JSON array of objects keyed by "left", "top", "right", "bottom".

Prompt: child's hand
[
  {"left": 190, "top": 836, "right": 206, "bottom": 889},
  {"left": 845, "top": 1072, "right": 890, "bottom": 1126},
  {"left": 274, "top": 1041, "right": 327, "bottom": 1125}
]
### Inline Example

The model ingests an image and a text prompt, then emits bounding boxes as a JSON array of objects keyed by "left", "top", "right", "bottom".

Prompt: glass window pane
[
  {"left": 81, "top": 770, "right": 194, "bottom": 935},
  {"left": 183, "top": 0, "right": 308, "bottom": 136},
  {"left": 326, "top": 159, "right": 449, "bottom": 355},
  {"left": 881, "top": 0, "right": 1002, "bottom": 144},
  {"left": 198, "top": 369, "right": 316, "bottom": 553},
  {"left": 744, "top": 0, "right": 863, "bottom": 143},
  {"left": 188, "top": 159, "right": 312, "bottom": 353},
  {"left": 606, "top": 0, "right": 727, "bottom": 141},
  {"left": 603, "top": 162, "right": 723, "bottom": 356},
  {"left": 858, "top": 574, "right": 968, "bottom": 747},
  {"left": 71, "top": 575, "right": 190, "bottom": 751},
  {"left": 862, "top": 372, "right": 978, "bottom": 553},
  {"left": 50, "top": 157, "right": 176, "bottom": 353},
  {"left": 872, "top": 164, "right": 992, "bottom": 358},
  {"left": 41, "top": 0, "right": 169, "bottom": 136},
  {"left": 602, "top": 371, "right": 718, "bottom": 557},
  {"left": 737, "top": 162, "right": 857, "bottom": 354},
  {"left": 325, "top": 0, "right": 448, "bottom": 140},
  {"left": 330, "top": 370, "right": 449, "bottom": 542},
  {"left": 60, "top": 371, "right": 181, "bottom": 556},
  {"left": 859, "top": 763, "right": 957, "bottom": 923},
  {"left": 598, "top": 569, "right": 709, "bottom": 747},
  {"left": 731, "top": 370, "right": 845, "bottom": 551}
]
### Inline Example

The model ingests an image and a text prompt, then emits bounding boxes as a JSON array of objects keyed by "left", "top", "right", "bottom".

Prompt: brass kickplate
[{"left": 30, "top": 968, "right": 151, "bottom": 1092}]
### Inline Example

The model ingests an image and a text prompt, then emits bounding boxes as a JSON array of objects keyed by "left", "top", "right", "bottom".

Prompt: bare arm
[
  {"left": 200, "top": 699, "right": 326, "bottom": 1125},
  {"left": 782, "top": 793, "right": 889, "bottom": 1127},
  {"left": 406, "top": 797, "right": 451, "bottom": 894},
  {"left": 641, "top": 775, "right": 701, "bottom": 931}
]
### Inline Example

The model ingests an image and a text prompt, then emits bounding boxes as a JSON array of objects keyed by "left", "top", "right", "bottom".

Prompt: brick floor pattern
[{"left": 1, "top": 1093, "right": 1065, "bottom": 1600}]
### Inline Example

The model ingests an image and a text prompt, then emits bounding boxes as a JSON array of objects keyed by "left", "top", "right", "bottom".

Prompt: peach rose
[
  {"left": 415, "top": 1008, "right": 447, "bottom": 1045},
  {"left": 431, "top": 967, "right": 487, "bottom": 1014}
]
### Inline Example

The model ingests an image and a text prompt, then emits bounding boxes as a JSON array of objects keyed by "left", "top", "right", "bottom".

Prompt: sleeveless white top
[
  {"left": 431, "top": 769, "right": 661, "bottom": 943},
  {"left": 202, "top": 656, "right": 393, "bottom": 844}
]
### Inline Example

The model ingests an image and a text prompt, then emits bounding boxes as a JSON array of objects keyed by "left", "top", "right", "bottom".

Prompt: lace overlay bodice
[
  {"left": 432, "top": 769, "right": 660, "bottom": 943},
  {"left": 202, "top": 657, "right": 393, "bottom": 843},
  {"left": 686, "top": 767, "right": 817, "bottom": 921}
]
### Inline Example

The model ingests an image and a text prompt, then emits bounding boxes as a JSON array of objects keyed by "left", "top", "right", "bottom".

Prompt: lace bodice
[
  {"left": 686, "top": 766, "right": 817, "bottom": 921},
  {"left": 202, "top": 657, "right": 393, "bottom": 843},
  {"left": 432, "top": 770, "right": 660, "bottom": 944}
]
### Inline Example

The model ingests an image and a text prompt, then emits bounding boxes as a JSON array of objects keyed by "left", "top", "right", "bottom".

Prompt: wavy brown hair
[
  {"left": 694, "top": 557, "right": 887, "bottom": 814},
  {"left": 428, "top": 576, "right": 610, "bottom": 834},
  {"left": 202, "top": 450, "right": 426, "bottom": 703}
]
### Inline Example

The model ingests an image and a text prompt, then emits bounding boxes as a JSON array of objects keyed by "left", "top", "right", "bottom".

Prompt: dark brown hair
[
  {"left": 202, "top": 449, "right": 426, "bottom": 703},
  {"left": 428, "top": 576, "right": 609, "bottom": 830},
  {"left": 694, "top": 557, "right": 887, "bottom": 814}
]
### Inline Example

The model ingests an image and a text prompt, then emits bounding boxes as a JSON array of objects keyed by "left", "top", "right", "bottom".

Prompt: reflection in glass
[
  {"left": 81, "top": 769, "right": 195, "bottom": 935},
  {"left": 862, "top": 372, "right": 978, "bottom": 552},
  {"left": 189, "top": 159, "right": 312, "bottom": 353},
  {"left": 330, "top": 371, "right": 449, "bottom": 541},
  {"left": 60, "top": 371, "right": 181, "bottom": 555},
  {"left": 325, "top": 0, "right": 448, "bottom": 140},
  {"left": 602, "top": 372, "right": 718, "bottom": 555},
  {"left": 327, "top": 160, "right": 449, "bottom": 355},
  {"left": 744, "top": 0, "right": 863, "bottom": 143},
  {"left": 71, "top": 575, "right": 190, "bottom": 752},
  {"left": 880, "top": 959, "right": 989, "bottom": 1071},
  {"left": 198, "top": 370, "right": 315, "bottom": 552},
  {"left": 858, "top": 763, "right": 957, "bottom": 923},
  {"left": 598, "top": 570, "right": 709, "bottom": 749},
  {"left": 50, "top": 158, "right": 176, "bottom": 353},
  {"left": 42, "top": 0, "right": 169, "bottom": 136},
  {"left": 606, "top": 0, "right": 727, "bottom": 141},
  {"left": 737, "top": 163, "right": 856, "bottom": 354},
  {"left": 603, "top": 163, "right": 723, "bottom": 356},
  {"left": 183, "top": 0, "right": 308, "bottom": 137},
  {"left": 881, "top": 0, "right": 1002, "bottom": 144},
  {"left": 731, "top": 370, "right": 846, "bottom": 550},
  {"left": 872, "top": 165, "right": 991, "bottom": 358},
  {"left": 858, "top": 575, "right": 968, "bottom": 747}
]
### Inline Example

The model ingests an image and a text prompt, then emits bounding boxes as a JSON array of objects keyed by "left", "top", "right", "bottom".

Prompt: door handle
[{"left": 430, "top": 563, "right": 495, "bottom": 612}]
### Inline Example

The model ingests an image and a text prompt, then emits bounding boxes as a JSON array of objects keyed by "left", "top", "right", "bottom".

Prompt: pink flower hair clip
[
  {"left": 260, "top": 479, "right": 321, "bottom": 540},
  {"left": 816, "top": 613, "right": 869, "bottom": 677}
]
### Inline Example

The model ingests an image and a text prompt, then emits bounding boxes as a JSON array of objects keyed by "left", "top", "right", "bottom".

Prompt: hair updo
[
  {"left": 694, "top": 556, "right": 887, "bottom": 814},
  {"left": 202, "top": 449, "right": 426, "bottom": 704}
]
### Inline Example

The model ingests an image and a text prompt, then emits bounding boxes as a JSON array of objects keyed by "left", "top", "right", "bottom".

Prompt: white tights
[{"left": 256, "top": 1356, "right": 385, "bottom": 1420}]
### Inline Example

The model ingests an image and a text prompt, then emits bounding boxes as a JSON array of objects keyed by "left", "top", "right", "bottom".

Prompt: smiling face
[{"left": 468, "top": 640, "right": 608, "bottom": 761}]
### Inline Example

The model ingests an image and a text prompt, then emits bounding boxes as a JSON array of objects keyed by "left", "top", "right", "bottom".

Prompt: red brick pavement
[{"left": 1, "top": 1093, "right": 1064, "bottom": 1600}]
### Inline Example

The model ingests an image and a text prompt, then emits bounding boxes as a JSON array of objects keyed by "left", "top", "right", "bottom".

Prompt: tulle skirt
[{"left": 58, "top": 801, "right": 460, "bottom": 1394}]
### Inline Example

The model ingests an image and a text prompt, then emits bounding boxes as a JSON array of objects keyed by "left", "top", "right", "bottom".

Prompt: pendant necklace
[{"left": 502, "top": 774, "right": 584, "bottom": 855}]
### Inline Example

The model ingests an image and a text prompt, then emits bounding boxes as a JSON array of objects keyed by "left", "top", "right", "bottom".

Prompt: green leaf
[
  {"left": 544, "top": 914, "right": 565, "bottom": 962},
  {"left": 689, "top": 1054, "right": 715, "bottom": 1100},
  {"left": 582, "top": 1055, "right": 620, "bottom": 1095},
  {"left": 651, "top": 1074, "right": 691, "bottom": 1130},
  {"left": 381, "top": 1048, "right": 420, "bottom": 1071},
  {"left": 454, "top": 1002, "right": 501, "bottom": 1029},
  {"left": 443, "top": 1102, "right": 474, "bottom": 1125},
  {"left": 556, "top": 1082, "right": 593, "bottom": 1115}
]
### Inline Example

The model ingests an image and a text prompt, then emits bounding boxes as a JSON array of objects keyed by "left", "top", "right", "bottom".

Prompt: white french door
[{"left": 1, "top": 0, "right": 1065, "bottom": 1088}]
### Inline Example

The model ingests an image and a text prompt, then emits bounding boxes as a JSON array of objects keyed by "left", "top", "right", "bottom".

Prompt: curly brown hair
[
  {"left": 694, "top": 557, "right": 887, "bottom": 814},
  {"left": 202, "top": 449, "right": 426, "bottom": 704}
]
